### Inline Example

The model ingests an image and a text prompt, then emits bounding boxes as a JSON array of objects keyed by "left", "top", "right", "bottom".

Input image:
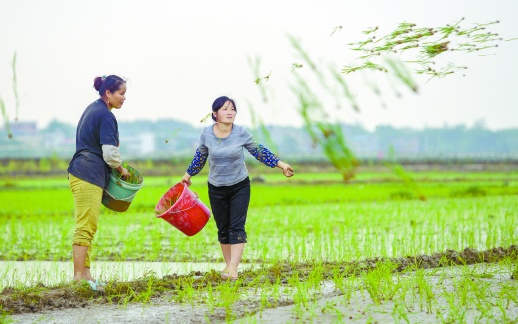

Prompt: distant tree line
[{"left": 1, "top": 119, "right": 517, "bottom": 160}]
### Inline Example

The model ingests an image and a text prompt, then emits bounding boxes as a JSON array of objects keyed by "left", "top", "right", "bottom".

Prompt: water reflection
[{"left": 0, "top": 261, "right": 254, "bottom": 289}]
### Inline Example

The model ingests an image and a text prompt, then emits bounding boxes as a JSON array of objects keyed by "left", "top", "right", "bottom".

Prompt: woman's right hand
[
  {"left": 181, "top": 173, "right": 192, "bottom": 186},
  {"left": 119, "top": 167, "right": 130, "bottom": 180}
]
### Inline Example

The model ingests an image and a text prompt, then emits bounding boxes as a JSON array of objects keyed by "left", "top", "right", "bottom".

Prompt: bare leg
[
  {"left": 227, "top": 243, "right": 245, "bottom": 278},
  {"left": 220, "top": 243, "right": 231, "bottom": 271},
  {"left": 85, "top": 267, "right": 94, "bottom": 281},
  {"left": 73, "top": 245, "right": 88, "bottom": 281}
]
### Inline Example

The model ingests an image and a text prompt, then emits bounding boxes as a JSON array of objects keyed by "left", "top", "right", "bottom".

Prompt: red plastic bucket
[{"left": 154, "top": 182, "right": 211, "bottom": 236}]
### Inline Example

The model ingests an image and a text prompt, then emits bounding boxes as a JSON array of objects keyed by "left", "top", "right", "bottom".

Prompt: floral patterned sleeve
[
  {"left": 249, "top": 144, "right": 279, "bottom": 168},
  {"left": 186, "top": 148, "right": 208, "bottom": 176}
]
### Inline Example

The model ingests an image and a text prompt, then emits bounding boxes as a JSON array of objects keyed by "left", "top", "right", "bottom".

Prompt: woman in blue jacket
[{"left": 67, "top": 75, "right": 130, "bottom": 290}]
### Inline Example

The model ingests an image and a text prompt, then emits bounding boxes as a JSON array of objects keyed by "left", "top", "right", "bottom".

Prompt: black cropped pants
[{"left": 208, "top": 177, "right": 250, "bottom": 245}]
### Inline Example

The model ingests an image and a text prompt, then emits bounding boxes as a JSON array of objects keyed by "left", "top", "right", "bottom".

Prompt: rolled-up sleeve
[{"left": 102, "top": 144, "right": 122, "bottom": 168}]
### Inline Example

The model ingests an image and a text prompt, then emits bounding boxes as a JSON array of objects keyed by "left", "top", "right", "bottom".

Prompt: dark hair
[
  {"left": 93, "top": 75, "right": 126, "bottom": 97},
  {"left": 211, "top": 96, "right": 236, "bottom": 122}
]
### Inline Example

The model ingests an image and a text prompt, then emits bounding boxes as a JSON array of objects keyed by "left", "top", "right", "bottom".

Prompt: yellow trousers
[{"left": 68, "top": 173, "right": 102, "bottom": 268}]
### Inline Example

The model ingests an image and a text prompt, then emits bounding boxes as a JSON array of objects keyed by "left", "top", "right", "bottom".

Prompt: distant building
[
  {"left": 122, "top": 132, "right": 156, "bottom": 157},
  {"left": 11, "top": 121, "right": 38, "bottom": 136},
  {"left": 0, "top": 122, "right": 45, "bottom": 158}
]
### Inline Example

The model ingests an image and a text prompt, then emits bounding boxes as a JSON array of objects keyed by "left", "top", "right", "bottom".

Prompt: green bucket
[{"left": 102, "top": 165, "right": 144, "bottom": 212}]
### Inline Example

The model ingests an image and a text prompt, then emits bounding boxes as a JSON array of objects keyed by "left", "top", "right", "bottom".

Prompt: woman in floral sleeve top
[{"left": 181, "top": 96, "right": 294, "bottom": 280}]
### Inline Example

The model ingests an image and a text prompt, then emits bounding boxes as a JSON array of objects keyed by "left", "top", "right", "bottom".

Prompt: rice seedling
[
  {"left": 248, "top": 56, "right": 271, "bottom": 103},
  {"left": 414, "top": 269, "right": 435, "bottom": 313},
  {"left": 0, "top": 96, "right": 12, "bottom": 139},
  {"left": 0, "top": 52, "right": 21, "bottom": 140},
  {"left": 1, "top": 168, "right": 517, "bottom": 322},
  {"left": 343, "top": 18, "right": 506, "bottom": 81},
  {"left": 245, "top": 20, "right": 514, "bottom": 195},
  {"left": 164, "top": 128, "right": 181, "bottom": 144},
  {"left": 10, "top": 52, "right": 20, "bottom": 122},
  {"left": 292, "top": 78, "right": 358, "bottom": 180},
  {"left": 391, "top": 300, "right": 411, "bottom": 324},
  {"left": 113, "top": 163, "right": 143, "bottom": 185}
]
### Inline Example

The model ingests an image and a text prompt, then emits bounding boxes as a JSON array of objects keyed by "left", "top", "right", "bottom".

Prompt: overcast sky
[{"left": 0, "top": 0, "right": 517, "bottom": 132}]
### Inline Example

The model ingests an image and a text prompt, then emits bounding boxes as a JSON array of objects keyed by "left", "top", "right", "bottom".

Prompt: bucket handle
[
  {"left": 166, "top": 191, "right": 201, "bottom": 214},
  {"left": 103, "top": 188, "right": 138, "bottom": 202},
  {"left": 167, "top": 200, "right": 199, "bottom": 214}
]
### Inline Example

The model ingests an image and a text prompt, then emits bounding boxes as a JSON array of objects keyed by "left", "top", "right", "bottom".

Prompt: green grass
[
  {"left": 0, "top": 170, "right": 516, "bottom": 262},
  {"left": 1, "top": 169, "right": 516, "bottom": 322}
]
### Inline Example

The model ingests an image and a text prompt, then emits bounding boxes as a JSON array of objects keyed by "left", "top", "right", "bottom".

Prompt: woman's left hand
[
  {"left": 278, "top": 161, "right": 294, "bottom": 178},
  {"left": 117, "top": 166, "right": 130, "bottom": 180}
]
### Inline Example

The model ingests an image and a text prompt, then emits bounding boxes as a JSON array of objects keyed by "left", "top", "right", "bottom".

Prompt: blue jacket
[{"left": 67, "top": 100, "right": 119, "bottom": 188}]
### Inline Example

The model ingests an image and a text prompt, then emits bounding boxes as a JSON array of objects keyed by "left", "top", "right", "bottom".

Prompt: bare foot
[{"left": 221, "top": 268, "right": 238, "bottom": 281}]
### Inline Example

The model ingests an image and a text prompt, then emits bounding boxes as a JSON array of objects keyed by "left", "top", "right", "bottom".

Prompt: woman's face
[
  {"left": 106, "top": 83, "right": 127, "bottom": 109},
  {"left": 214, "top": 100, "right": 236, "bottom": 124}
]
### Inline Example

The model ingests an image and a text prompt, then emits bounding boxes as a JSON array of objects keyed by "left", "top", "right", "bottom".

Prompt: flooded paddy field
[
  {"left": 1, "top": 169, "right": 517, "bottom": 322},
  {"left": 0, "top": 261, "right": 258, "bottom": 290},
  {"left": 4, "top": 253, "right": 517, "bottom": 323}
]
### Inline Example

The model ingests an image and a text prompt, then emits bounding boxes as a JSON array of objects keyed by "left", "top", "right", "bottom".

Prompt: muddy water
[
  {"left": 6, "top": 263, "right": 517, "bottom": 324},
  {"left": 0, "top": 261, "right": 254, "bottom": 289}
]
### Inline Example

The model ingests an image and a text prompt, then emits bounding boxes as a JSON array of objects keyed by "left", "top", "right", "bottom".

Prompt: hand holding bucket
[
  {"left": 102, "top": 165, "right": 144, "bottom": 212},
  {"left": 154, "top": 182, "right": 211, "bottom": 236}
]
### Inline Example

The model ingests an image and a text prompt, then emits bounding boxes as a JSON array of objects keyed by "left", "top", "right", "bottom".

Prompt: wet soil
[{"left": 2, "top": 246, "right": 517, "bottom": 323}]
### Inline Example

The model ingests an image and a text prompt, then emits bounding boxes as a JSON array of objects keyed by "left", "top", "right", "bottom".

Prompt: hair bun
[{"left": 93, "top": 76, "right": 103, "bottom": 91}]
